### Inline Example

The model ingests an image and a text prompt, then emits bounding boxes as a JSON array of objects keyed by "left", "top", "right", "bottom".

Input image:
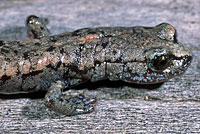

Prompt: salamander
[{"left": 0, "top": 15, "right": 192, "bottom": 116}]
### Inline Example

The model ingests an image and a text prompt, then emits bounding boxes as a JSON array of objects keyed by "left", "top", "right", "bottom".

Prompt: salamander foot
[{"left": 44, "top": 81, "right": 97, "bottom": 116}]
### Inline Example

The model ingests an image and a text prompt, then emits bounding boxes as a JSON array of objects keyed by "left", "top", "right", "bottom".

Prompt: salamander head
[{"left": 122, "top": 23, "right": 192, "bottom": 84}]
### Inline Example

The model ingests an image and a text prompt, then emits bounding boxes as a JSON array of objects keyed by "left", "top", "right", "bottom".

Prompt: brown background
[{"left": 0, "top": 0, "right": 199, "bottom": 133}]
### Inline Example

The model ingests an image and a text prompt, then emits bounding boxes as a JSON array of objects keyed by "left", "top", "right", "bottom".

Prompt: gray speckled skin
[{"left": 0, "top": 16, "right": 192, "bottom": 115}]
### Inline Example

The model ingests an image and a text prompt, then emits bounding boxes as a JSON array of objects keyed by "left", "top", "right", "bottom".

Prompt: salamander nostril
[{"left": 184, "top": 56, "right": 192, "bottom": 66}]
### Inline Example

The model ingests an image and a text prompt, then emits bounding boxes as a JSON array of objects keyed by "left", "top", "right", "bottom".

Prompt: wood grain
[{"left": 0, "top": 0, "right": 199, "bottom": 133}]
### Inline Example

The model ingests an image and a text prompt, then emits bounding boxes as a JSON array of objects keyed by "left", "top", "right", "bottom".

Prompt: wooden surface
[{"left": 0, "top": 0, "right": 199, "bottom": 133}]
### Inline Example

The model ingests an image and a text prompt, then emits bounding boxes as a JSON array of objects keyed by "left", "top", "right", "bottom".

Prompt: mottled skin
[{"left": 0, "top": 15, "right": 192, "bottom": 116}]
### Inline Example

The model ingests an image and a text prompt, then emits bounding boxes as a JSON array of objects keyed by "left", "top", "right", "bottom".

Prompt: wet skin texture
[{"left": 0, "top": 15, "right": 192, "bottom": 116}]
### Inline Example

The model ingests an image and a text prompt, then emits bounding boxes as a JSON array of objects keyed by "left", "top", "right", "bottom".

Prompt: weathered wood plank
[{"left": 0, "top": 0, "right": 199, "bottom": 133}]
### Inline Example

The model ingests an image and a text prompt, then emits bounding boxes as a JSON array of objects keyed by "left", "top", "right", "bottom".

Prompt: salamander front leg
[{"left": 44, "top": 81, "right": 97, "bottom": 116}]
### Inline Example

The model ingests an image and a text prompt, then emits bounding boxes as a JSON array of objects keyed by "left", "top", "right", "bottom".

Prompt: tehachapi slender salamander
[{"left": 0, "top": 15, "right": 192, "bottom": 116}]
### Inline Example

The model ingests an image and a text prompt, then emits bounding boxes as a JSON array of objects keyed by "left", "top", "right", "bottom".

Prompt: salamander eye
[
  {"left": 152, "top": 55, "right": 170, "bottom": 70},
  {"left": 145, "top": 47, "right": 172, "bottom": 71}
]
